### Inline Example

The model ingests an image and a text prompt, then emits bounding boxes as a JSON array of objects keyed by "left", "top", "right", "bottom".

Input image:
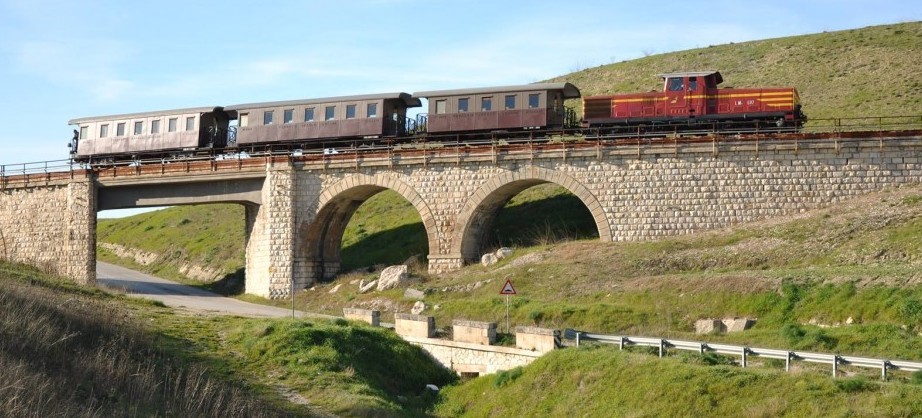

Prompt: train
[{"left": 68, "top": 70, "right": 805, "bottom": 163}]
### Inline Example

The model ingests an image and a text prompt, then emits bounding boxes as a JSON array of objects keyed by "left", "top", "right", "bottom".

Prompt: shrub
[{"left": 493, "top": 367, "right": 524, "bottom": 388}]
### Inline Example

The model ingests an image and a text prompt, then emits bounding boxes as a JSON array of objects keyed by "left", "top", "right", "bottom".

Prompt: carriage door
[
  {"left": 685, "top": 76, "right": 705, "bottom": 119},
  {"left": 665, "top": 76, "right": 687, "bottom": 117}
]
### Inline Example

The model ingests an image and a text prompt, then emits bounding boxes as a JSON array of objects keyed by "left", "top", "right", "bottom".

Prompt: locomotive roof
[
  {"left": 658, "top": 71, "right": 723, "bottom": 84},
  {"left": 414, "top": 82, "right": 581, "bottom": 99},
  {"left": 68, "top": 106, "right": 223, "bottom": 125},
  {"left": 224, "top": 92, "right": 421, "bottom": 113}
]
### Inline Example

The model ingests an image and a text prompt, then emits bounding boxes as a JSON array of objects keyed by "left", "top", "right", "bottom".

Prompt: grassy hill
[
  {"left": 435, "top": 347, "right": 922, "bottom": 417},
  {"left": 550, "top": 22, "right": 922, "bottom": 122},
  {"left": 0, "top": 263, "right": 455, "bottom": 417}
]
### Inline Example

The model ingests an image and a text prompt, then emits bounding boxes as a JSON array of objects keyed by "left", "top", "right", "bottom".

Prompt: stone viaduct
[{"left": 1, "top": 131, "right": 920, "bottom": 298}]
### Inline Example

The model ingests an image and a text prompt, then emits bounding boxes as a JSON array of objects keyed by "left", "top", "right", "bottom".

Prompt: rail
[{"left": 564, "top": 329, "right": 922, "bottom": 381}]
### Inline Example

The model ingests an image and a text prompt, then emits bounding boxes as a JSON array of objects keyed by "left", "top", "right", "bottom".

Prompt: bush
[{"left": 493, "top": 367, "right": 524, "bottom": 388}]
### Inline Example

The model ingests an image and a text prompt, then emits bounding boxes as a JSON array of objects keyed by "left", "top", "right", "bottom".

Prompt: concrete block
[
  {"left": 343, "top": 308, "right": 380, "bottom": 327},
  {"left": 722, "top": 317, "right": 756, "bottom": 333},
  {"left": 515, "top": 326, "right": 559, "bottom": 352},
  {"left": 395, "top": 313, "right": 435, "bottom": 338},
  {"left": 695, "top": 319, "right": 726, "bottom": 334},
  {"left": 452, "top": 319, "right": 496, "bottom": 345}
]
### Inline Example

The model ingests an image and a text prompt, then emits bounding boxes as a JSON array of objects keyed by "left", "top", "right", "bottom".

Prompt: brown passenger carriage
[
  {"left": 69, "top": 107, "right": 230, "bottom": 163},
  {"left": 414, "top": 83, "right": 581, "bottom": 135},
  {"left": 224, "top": 93, "right": 421, "bottom": 147}
]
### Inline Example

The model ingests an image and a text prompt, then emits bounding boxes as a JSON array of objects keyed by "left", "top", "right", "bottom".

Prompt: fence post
[
  {"left": 741, "top": 347, "right": 748, "bottom": 368},
  {"left": 832, "top": 355, "right": 839, "bottom": 378},
  {"left": 785, "top": 352, "right": 793, "bottom": 372},
  {"left": 619, "top": 336, "right": 625, "bottom": 351},
  {"left": 882, "top": 360, "right": 890, "bottom": 381},
  {"left": 658, "top": 339, "right": 665, "bottom": 358},
  {"left": 575, "top": 332, "right": 580, "bottom": 347}
]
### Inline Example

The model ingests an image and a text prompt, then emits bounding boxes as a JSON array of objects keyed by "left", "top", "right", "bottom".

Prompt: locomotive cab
[{"left": 660, "top": 71, "right": 722, "bottom": 118}]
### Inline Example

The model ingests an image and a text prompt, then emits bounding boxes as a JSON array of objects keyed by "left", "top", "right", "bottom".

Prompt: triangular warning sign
[{"left": 499, "top": 279, "right": 517, "bottom": 295}]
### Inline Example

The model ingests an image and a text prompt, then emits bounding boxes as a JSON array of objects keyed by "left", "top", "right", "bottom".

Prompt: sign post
[{"left": 499, "top": 276, "right": 517, "bottom": 333}]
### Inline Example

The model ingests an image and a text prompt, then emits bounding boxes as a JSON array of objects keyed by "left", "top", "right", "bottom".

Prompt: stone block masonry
[
  {"left": 0, "top": 176, "right": 95, "bottom": 284},
  {"left": 287, "top": 134, "right": 922, "bottom": 290}
]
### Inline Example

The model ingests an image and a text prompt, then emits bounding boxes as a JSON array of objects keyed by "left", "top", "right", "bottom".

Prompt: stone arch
[
  {"left": 301, "top": 173, "right": 437, "bottom": 279},
  {"left": 451, "top": 166, "right": 610, "bottom": 262}
]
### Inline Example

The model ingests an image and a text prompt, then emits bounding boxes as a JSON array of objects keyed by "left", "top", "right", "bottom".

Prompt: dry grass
[{"left": 0, "top": 264, "right": 294, "bottom": 417}]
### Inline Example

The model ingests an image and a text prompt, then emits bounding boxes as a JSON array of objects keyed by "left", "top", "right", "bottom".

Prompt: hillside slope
[
  {"left": 435, "top": 347, "right": 922, "bottom": 417},
  {"left": 551, "top": 22, "right": 922, "bottom": 121}
]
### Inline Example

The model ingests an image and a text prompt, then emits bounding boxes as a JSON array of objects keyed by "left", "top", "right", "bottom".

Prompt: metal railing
[{"left": 564, "top": 329, "right": 922, "bottom": 380}]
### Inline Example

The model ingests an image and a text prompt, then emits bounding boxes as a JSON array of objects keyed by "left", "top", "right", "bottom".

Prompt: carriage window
[
  {"left": 435, "top": 100, "right": 446, "bottom": 114},
  {"left": 133, "top": 121, "right": 143, "bottom": 135},
  {"left": 116, "top": 122, "right": 126, "bottom": 136},
  {"left": 688, "top": 77, "right": 698, "bottom": 91},
  {"left": 504, "top": 95, "right": 516, "bottom": 110},
  {"left": 367, "top": 103, "right": 377, "bottom": 118},
  {"left": 263, "top": 111, "right": 274, "bottom": 125},
  {"left": 304, "top": 108, "right": 314, "bottom": 122},
  {"left": 185, "top": 117, "right": 195, "bottom": 131},
  {"left": 528, "top": 93, "right": 540, "bottom": 109},
  {"left": 168, "top": 118, "right": 178, "bottom": 132},
  {"left": 283, "top": 109, "right": 294, "bottom": 123},
  {"left": 100, "top": 124, "right": 109, "bottom": 138},
  {"left": 239, "top": 113, "right": 249, "bottom": 127},
  {"left": 346, "top": 104, "right": 357, "bottom": 119},
  {"left": 325, "top": 106, "right": 335, "bottom": 120},
  {"left": 481, "top": 97, "right": 492, "bottom": 111},
  {"left": 151, "top": 120, "right": 160, "bottom": 134},
  {"left": 458, "top": 98, "right": 469, "bottom": 112},
  {"left": 79, "top": 126, "right": 88, "bottom": 139}
]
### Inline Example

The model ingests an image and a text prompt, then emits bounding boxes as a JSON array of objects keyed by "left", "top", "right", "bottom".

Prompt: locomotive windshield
[{"left": 667, "top": 78, "right": 684, "bottom": 92}]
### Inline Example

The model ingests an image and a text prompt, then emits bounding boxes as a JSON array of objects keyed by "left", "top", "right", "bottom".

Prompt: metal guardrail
[{"left": 564, "top": 329, "right": 922, "bottom": 381}]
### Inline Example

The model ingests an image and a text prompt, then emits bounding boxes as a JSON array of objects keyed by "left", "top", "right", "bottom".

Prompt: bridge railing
[{"left": 564, "top": 329, "right": 922, "bottom": 381}]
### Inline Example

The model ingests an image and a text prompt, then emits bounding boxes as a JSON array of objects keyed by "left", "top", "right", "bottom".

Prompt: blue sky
[{"left": 0, "top": 0, "right": 917, "bottom": 168}]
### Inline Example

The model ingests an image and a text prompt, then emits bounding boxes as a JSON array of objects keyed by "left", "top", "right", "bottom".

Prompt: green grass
[
  {"left": 225, "top": 318, "right": 456, "bottom": 416},
  {"left": 434, "top": 346, "right": 922, "bottom": 417},
  {"left": 97, "top": 203, "right": 246, "bottom": 280}
]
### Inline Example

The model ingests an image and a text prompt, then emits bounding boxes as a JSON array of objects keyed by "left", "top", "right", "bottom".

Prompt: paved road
[{"left": 96, "top": 261, "right": 335, "bottom": 319}]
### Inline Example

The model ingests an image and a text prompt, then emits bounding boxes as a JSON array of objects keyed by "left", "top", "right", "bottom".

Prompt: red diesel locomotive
[{"left": 582, "top": 71, "right": 805, "bottom": 131}]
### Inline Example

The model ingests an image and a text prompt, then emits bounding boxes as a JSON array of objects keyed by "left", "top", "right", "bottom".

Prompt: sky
[{"left": 0, "top": 0, "right": 917, "bottom": 169}]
